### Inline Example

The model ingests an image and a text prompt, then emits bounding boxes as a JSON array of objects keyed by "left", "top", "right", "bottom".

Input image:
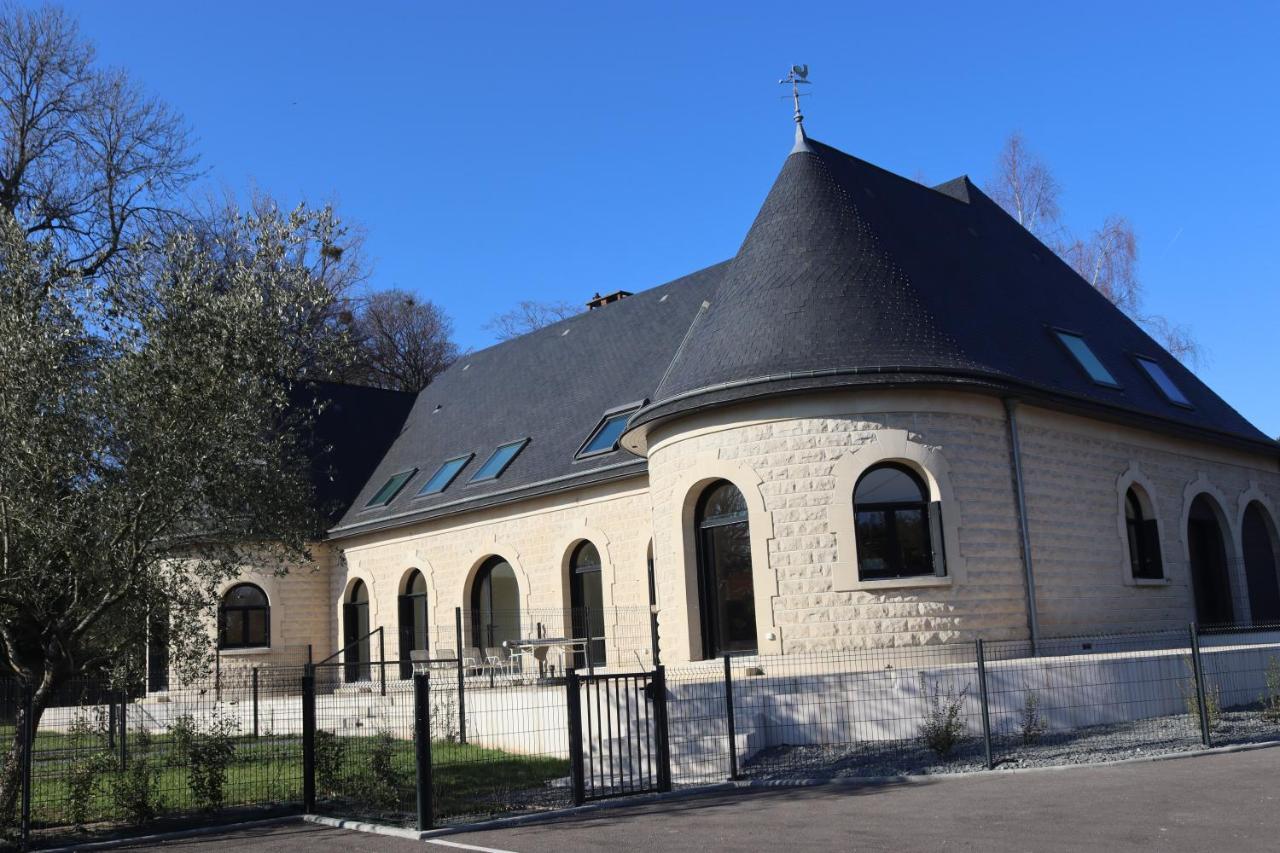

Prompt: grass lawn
[{"left": 8, "top": 729, "right": 567, "bottom": 831}]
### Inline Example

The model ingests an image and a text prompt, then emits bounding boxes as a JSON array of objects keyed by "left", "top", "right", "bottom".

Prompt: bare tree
[
  {"left": 485, "top": 299, "right": 580, "bottom": 341},
  {"left": 987, "top": 132, "right": 1200, "bottom": 363},
  {"left": 986, "top": 132, "right": 1061, "bottom": 240},
  {"left": 349, "top": 289, "right": 459, "bottom": 392},
  {"left": 0, "top": 3, "right": 197, "bottom": 279}
]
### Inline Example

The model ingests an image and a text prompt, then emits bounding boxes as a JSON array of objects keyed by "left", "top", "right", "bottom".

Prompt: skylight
[
  {"left": 1134, "top": 356, "right": 1192, "bottom": 407},
  {"left": 469, "top": 439, "right": 529, "bottom": 483},
  {"left": 417, "top": 455, "right": 473, "bottom": 496},
  {"left": 577, "top": 409, "right": 636, "bottom": 458},
  {"left": 1053, "top": 330, "right": 1120, "bottom": 388},
  {"left": 365, "top": 469, "right": 417, "bottom": 507}
]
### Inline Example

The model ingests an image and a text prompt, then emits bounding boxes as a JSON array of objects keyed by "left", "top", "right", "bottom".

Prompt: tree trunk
[{"left": 0, "top": 673, "right": 55, "bottom": 830}]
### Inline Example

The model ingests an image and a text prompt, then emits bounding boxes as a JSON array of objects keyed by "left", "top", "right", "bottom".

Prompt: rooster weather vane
[{"left": 779, "top": 64, "right": 811, "bottom": 127}]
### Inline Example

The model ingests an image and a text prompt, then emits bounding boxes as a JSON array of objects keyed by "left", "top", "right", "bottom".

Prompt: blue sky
[{"left": 62, "top": 1, "right": 1279, "bottom": 435}]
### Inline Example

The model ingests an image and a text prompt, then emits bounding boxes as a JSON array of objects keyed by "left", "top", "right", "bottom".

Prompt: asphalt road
[{"left": 113, "top": 747, "right": 1280, "bottom": 852}]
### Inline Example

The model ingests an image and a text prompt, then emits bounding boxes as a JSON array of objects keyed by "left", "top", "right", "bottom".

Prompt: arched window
[
  {"left": 854, "top": 463, "right": 943, "bottom": 581},
  {"left": 343, "top": 579, "right": 371, "bottom": 682},
  {"left": 1242, "top": 502, "right": 1280, "bottom": 623},
  {"left": 471, "top": 557, "right": 521, "bottom": 655},
  {"left": 218, "top": 584, "right": 270, "bottom": 649},
  {"left": 569, "top": 541, "right": 606, "bottom": 669},
  {"left": 1124, "top": 488, "right": 1164, "bottom": 580},
  {"left": 398, "top": 570, "right": 428, "bottom": 679},
  {"left": 695, "top": 480, "right": 756, "bottom": 658}
]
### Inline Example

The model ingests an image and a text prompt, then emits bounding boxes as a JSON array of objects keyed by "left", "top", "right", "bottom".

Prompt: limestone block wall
[
  {"left": 644, "top": 391, "right": 1031, "bottom": 662},
  {"left": 331, "top": 480, "right": 657, "bottom": 671},
  {"left": 1016, "top": 405, "right": 1280, "bottom": 636}
]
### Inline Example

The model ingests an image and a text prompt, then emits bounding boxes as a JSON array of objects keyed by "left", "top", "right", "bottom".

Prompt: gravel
[{"left": 742, "top": 711, "right": 1280, "bottom": 780}]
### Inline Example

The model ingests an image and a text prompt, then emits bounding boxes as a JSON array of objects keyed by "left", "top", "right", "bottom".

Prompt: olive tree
[{"left": 0, "top": 201, "right": 350, "bottom": 820}]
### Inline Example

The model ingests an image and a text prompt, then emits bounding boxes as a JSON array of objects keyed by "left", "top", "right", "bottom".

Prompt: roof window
[
  {"left": 577, "top": 408, "right": 638, "bottom": 458},
  {"left": 417, "top": 455, "right": 473, "bottom": 496},
  {"left": 366, "top": 469, "right": 417, "bottom": 507},
  {"left": 1053, "top": 330, "right": 1120, "bottom": 388},
  {"left": 469, "top": 439, "right": 529, "bottom": 483},
  {"left": 1134, "top": 356, "right": 1192, "bottom": 407}
]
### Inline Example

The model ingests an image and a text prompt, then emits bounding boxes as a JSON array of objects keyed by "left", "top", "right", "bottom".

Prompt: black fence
[{"left": 5, "top": 622, "right": 1280, "bottom": 848}]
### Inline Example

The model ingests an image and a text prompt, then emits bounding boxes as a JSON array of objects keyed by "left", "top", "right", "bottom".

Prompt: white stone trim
[
  {"left": 1115, "top": 463, "right": 1170, "bottom": 587},
  {"left": 829, "top": 429, "right": 965, "bottom": 592},
  {"left": 668, "top": 456, "right": 780, "bottom": 658}
]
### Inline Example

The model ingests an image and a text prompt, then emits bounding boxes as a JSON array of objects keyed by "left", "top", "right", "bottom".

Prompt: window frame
[
  {"left": 1124, "top": 488, "right": 1165, "bottom": 581},
  {"left": 416, "top": 454, "right": 474, "bottom": 497},
  {"left": 468, "top": 439, "right": 530, "bottom": 484},
  {"left": 1132, "top": 355, "right": 1193, "bottom": 409},
  {"left": 853, "top": 463, "right": 941, "bottom": 582},
  {"left": 365, "top": 468, "right": 418, "bottom": 508},
  {"left": 575, "top": 401, "right": 645, "bottom": 460},
  {"left": 1049, "top": 327, "right": 1122, "bottom": 389},
  {"left": 694, "top": 480, "right": 758, "bottom": 659},
  {"left": 217, "top": 583, "right": 271, "bottom": 650}
]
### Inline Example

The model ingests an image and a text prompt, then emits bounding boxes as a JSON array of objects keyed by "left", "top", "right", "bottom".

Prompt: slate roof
[
  {"left": 295, "top": 381, "right": 416, "bottom": 525},
  {"left": 330, "top": 263, "right": 728, "bottom": 536},
  {"left": 633, "top": 136, "right": 1276, "bottom": 451},
  {"left": 331, "top": 133, "right": 1276, "bottom": 539}
]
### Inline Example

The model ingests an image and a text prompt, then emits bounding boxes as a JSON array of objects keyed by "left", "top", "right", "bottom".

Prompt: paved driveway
[{"left": 115, "top": 748, "right": 1280, "bottom": 852}]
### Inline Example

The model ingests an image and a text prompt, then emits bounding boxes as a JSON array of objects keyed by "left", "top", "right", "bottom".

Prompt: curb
[{"left": 36, "top": 815, "right": 301, "bottom": 853}]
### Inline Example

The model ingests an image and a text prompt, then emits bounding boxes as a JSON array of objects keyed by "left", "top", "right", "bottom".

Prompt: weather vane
[{"left": 779, "top": 65, "right": 810, "bottom": 128}]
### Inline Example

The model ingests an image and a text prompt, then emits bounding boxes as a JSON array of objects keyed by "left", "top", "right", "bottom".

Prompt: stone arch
[
  {"left": 830, "top": 429, "right": 964, "bottom": 591},
  {"left": 667, "top": 457, "right": 778, "bottom": 658},
  {"left": 1115, "top": 463, "right": 1169, "bottom": 586},
  {"left": 1181, "top": 478, "right": 1239, "bottom": 626},
  {"left": 460, "top": 546, "right": 529, "bottom": 653}
]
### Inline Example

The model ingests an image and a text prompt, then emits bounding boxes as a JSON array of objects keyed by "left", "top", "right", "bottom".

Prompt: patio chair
[
  {"left": 432, "top": 648, "right": 457, "bottom": 670},
  {"left": 484, "top": 646, "right": 516, "bottom": 678},
  {"left": 461, "top": 646, "right": 484, "bottom": 675}
]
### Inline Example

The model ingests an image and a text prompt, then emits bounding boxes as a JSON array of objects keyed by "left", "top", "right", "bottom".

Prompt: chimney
[{"left": 586, "top": 290, "right": 633, "bottom": 310}]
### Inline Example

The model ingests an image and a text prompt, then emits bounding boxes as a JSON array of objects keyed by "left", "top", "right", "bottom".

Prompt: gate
[{"left": 567, "top": 667, "right": 670, "bottom": 803}]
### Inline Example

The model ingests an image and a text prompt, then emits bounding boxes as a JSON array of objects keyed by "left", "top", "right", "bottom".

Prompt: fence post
[
  {"left": 302, "top": 664, "right": 316, "bottom": 812},
  {"left": 975, "top": 639, "right": 994, "bottom": 770},
  {"left": 19, "top": 685, "right": 33, "bottom": 849},
  {"left": 379, "top": 627, "right": 387, "bottom": 697},
  {"left": 107, "top": 699, "right": 117, "bottom": 750},
  {"left": 1189, "top": 622, "right": 1212, "bottom": 747},
  {"left": 454, "top": 607, "right": 467, "bottom": 744},
  {"left": 252, "top": 667, "right": 260, "bottom": 738},
  {"left": 413, "top": 670, "right": 433, "bottom": 831},
  {"left": 723, "top": 655, "right": 738, "bottom": 780},
  {"left": 118, "top": 690, "right": 128, "bottom": 770},
  {"left": 566, "top": 668, "right": 585, "bottom": 806},
  {"left": 652, "top": 665, "right": 672, "bottom": 793}
]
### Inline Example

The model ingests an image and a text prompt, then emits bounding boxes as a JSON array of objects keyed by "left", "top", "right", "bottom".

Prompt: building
[{"left": 198, "top": 122, "right": 1280, "bottom": 684}]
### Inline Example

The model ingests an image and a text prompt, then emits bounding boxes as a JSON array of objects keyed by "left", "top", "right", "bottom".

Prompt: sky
[{"left": 59, "top": 0, "right": 1280, "bottom": 435}]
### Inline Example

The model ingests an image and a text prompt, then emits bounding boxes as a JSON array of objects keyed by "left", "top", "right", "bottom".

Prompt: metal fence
[{"left": 5, "top": 621, "right": 1280, "bottom": 847}]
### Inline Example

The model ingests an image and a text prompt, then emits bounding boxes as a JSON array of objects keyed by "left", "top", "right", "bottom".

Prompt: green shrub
[
  {"left": 919, "top": 677, "right": 969, "bottom": 758},
  {"left": 1020, "top": 689, "right": 1047, "bottom": 745},
  {"left": 1262, "top": 658, "right": 1280, "bottom": 724},
  {"left": 348, "top": 731, "right": 402, "bottom": 811},
  {"left": 111, "top": 757, "right": 163, "bottom": 825},
  {"left": 187, "top": 711, "right": 240, "bottom": 810},
  {"left": 1184, "top": 659, "right": 1222, "bottom": 731},
  {"left": 314, "top": 729, "right": 346, "bottom": 798},
  {"left": 66, "top": 711, "right": 115, "bottom": 827}
]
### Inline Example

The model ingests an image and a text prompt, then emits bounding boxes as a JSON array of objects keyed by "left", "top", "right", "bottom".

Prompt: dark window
[
  {"left": 1124, "top": 488, "right": 1164, "bottom": 580},
  {"left": 218, "top": 584, "right": 270, "bottom": 649},
  {"left": 1053, "top": 330, "right": 1120, "bottom": 388},
  {"left": 1134, "top": 356, "right": 1192, "bottom": 407},
  {"left": 398, "top": 570, "right": 429, "bottom": 679},
  {"left": 366, "top": 469, "right": 417, "bottom": 507},
  {"left": 469, "top": 439, "right": 529, "bottom": 483},
  {"left": 1242, "top": 503, "right": 1280, "bottom": 624},
  {"left": 417, "top": 455, "right": 472, "bottom": 496},
  {"left": 695, "top": 480, "right": 756, "bottom": 658},
  {"left": 471, "top": 557, "right": 521, "bottom": 652},
  {"left": 343, "top": 580, "right": 371, "bottom": 682},
  {"left": 1187, "top": 496, "right": 1235, "bottom": 627},
  {"left": 578, "top": 410, "right": 636, "bottom": 458},
  {"left": 569, "top": 541, "right": 606, "bottom": 668},
  {"left": 854, "top": 464, "right": 944, "bottom": 581}
]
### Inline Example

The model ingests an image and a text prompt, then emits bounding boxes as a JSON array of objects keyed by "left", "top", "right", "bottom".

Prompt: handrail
[{"left": 316, "top": 625, "right": 383, "bottom": 666}]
